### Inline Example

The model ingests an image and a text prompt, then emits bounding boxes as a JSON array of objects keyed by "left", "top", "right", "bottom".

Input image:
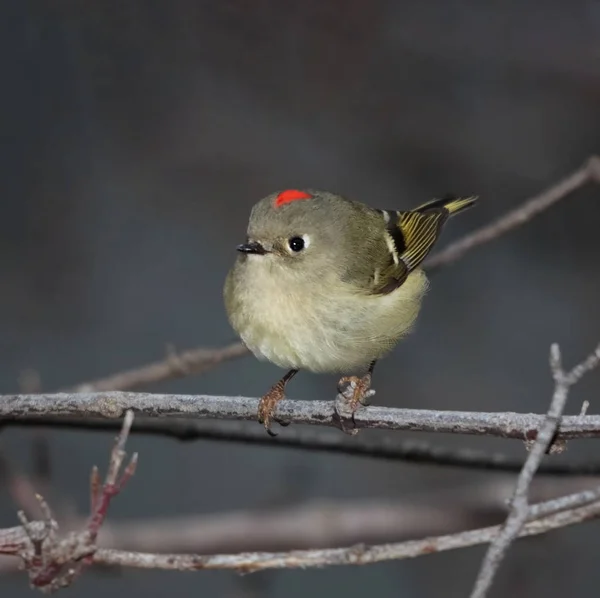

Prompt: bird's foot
[
  {"left": 257, "top": 382, "right": 286, "bottom": 437},
  {"left": 338, "top": 373, "right": 374, "bottom": 407},
  {"left": 335, "top": 374, "right": 376, "bottom": 435}
]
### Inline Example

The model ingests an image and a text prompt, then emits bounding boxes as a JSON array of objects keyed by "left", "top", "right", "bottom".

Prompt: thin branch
[
  {"left": 470, "top": 343, "right": 600, "bottom": 598},
  {"left": 68, "top": 342, "right": 248, "bottom": 392},
  {"left": 425, "top": 155, "right": 600, "bottom": 270},
  {"left": 0, "top": 500, "right": 502, "bottom": 569},
  {"left": 3, "top": 391, "right": 600, "bottom": 440},
  {"left": 0, "top": 476, "right": 593, "bottom": 570},
  {"left": 86, "top": 412, "right": 137, "bottom": 542},
  {"left": 3, "top": 485, "right": 600, "bottom": 575},
  {"left": 1, "top": 412, "right": 138, "bottom": 592},
  {"left": 5, "top": 417, "right": 600, "bottom": 477},
  {"left": 94, "top": 498, "right": 600, "bottom": 572},
  {"left": 89, "top": 499, "right": 600, "bottom": 572},
  {"left": 96, "top": 481, "right": 594, "bottom": 554}
]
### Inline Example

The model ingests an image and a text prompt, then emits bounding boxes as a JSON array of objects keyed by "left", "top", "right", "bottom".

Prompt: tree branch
[
  {"left": 89, "top": 495, "right": 600, "bottom": 572},
  {"left": 0, "top": 498, "right": 509, "bottom": 570},
  {"left": 425, "top": 155, "right": 600, "bottom": 270},
  {"left": 3, "top": 391, "right": 600, "bottom": 440},
  {"left": 6, "top": 417, "right": 600, "bottom": 476},
  {"left": 0, "top": 412, "right": 137, "bottom": 591},
  {"left": 4, "top": 485, "right": 600, "bottom": 575},
  {"left": 1, "top": 448, "right": 595, "bottom": 573},
  {"left": 68, "top": 342, "right": 248, "bottom": 392},
  {"left": 470, "top": 343, "right": 600, "bottom": 598}
]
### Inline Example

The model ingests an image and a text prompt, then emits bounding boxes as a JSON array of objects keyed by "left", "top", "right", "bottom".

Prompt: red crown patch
[{"left": 274, "top": 189, "right": 313, "bottom": 208}]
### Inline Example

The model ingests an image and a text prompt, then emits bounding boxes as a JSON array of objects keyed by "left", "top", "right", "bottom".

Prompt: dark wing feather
[{"left": 370, "top": 195, "right": 477, "bottom": 295}]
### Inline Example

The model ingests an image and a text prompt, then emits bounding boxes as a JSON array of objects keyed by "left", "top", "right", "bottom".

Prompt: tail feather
[
  {"left": 413, "top": 194, "right": 478, "bottom": 216},
  {"left": 393, "top": 194, "right": 478, "bottom": 272}
]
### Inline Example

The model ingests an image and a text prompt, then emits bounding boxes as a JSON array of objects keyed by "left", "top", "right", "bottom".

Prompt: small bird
[{"left": 224, "top": 189, "right": 477, "bottom": 435}]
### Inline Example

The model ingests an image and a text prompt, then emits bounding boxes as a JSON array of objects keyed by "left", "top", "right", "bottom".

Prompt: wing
[{"left": 370, "top": 195, "right": 477, "bottom": 295}]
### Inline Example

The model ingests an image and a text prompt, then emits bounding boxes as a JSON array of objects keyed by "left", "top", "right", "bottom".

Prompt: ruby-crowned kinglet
[{"left": 224, "top": 189, "right": 477, "bottom": 435}]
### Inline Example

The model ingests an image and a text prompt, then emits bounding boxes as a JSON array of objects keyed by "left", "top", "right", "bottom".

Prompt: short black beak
[{"left": 236, "top": 241, "right": 267, "bottom": 255}]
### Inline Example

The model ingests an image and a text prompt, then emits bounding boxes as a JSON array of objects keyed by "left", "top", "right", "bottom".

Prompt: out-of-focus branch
[
  {"left": 0, "top": 501, "right": 495, "bottom": 572},
  {"left": 91, "top": 490, "right": 600, "bottom": 572},
  {"left": 6, "top": 417, "right": 600, "bottom": 476},
  {"left": 470, "top": 343, "right": 600, "bottom": 598},
  {"left": 68, "top": 342, "right": 248, "bottom": 392},
  {"left": 4, "top": 484, "right": 600, "bottom": 575},
  {"left": 1, "top": 476, "right": 594, "bottom": 574},
  {"left": 97, "top": 482, "right": 593, "bottom": 554},
  {"left": 425, "top": 155, "right": 600, "bottom": 269},
  {"left": 0, "top": 453, "right": 46, "bottom": 521},
  {"left": 2, "top": 390, "right": 600, "bottom": 440}
]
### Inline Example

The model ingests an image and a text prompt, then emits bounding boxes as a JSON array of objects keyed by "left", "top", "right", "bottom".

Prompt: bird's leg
[
  {"left": 337, "top": 360, "right": 377, "bottom": 424},
  {"left": 257, "top": 369, "right": 298, "bottom": 436}
]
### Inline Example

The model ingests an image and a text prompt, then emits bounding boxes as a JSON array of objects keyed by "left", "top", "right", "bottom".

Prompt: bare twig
[
  {"left": 0, "top": 412, "right": 137, "bottom": 592},
  {"left": 426, "top": 155, "right": 600, "bottom": 269},
  {"left": 68, "top": 342, "right": 248, "bottom": 392},
  {"left": 92, "top": 499, "right": 600, "bottom": 573},
  {"left": 470, "top": 343, "right": 600, "bottom": 598},
  {"left": 93, "top": 497, "right": 600, "bottom": 572},
  {"left": 0, "top": 476, "right": 592, "bottom": 571},
  {"left": 86, "top": 412, "right": 137, "bottom": 542},
  {"left": 3, "top": 484, "right": 600, "bottom": 576},
  {"left": 3, "top": 391, "right": 600, "bottom": 440},
  {"left": 5, "top": 417, "right": 600, "bottom": 476}
]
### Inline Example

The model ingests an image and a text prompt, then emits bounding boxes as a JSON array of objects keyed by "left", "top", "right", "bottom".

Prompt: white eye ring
[{"left": 287, "top": 234, "right": 310, "bottom": 253}]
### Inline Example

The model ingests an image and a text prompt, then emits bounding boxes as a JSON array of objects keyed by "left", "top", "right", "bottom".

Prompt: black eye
[{"left": 288, "top": 236, "right": 305, "bottom": 252}]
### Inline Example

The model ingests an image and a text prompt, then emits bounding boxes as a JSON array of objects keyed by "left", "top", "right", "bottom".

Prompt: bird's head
[{"left": 237, "top": 189, "right": 350, "bottom": 272}]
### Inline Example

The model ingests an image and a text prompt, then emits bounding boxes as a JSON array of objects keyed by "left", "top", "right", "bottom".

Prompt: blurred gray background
[{"left": 2, "top": 1, "right": 600, "bottom": 596}]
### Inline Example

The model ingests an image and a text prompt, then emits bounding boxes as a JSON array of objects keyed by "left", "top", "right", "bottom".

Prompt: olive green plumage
[{"left": 223, "top": 189, "right": 476, "bottom": 374}]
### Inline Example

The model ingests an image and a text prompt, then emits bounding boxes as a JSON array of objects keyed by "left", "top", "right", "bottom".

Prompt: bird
[{"left": 223, "top": 188, "right": 477, "bottom": 435}]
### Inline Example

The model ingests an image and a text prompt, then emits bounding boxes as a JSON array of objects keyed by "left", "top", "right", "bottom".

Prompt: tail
[
  {"left": 412, "top": 194, "right": 478, "bottom": 217},
  {"left": 389, "top": 194, "right": 478, "bottom": 272}
]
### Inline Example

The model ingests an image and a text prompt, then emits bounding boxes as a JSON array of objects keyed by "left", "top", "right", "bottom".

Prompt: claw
[
  {"left": 338, "top": 374, "right": 372, "bottom": 407},
  {"left": 335, "top": 373, "right": 374, "bottom": 434},
  {"left": 257, "top": 385, "right": 285, "bottom": 435},
  {"left": 257, "top": 369, "right": 298, "bottom": 436}
]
